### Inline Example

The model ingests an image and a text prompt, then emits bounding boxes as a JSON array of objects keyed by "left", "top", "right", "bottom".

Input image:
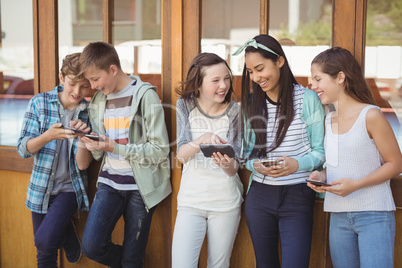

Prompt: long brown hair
[
  {"left": 311, "top": 47, "right": 376, "bottom": 105},
  {"left": 176, "top": 52, "right": 234, "bottom": 103},
  {"left": 241, "top": 35, "right": 297, "bottom": 159}
]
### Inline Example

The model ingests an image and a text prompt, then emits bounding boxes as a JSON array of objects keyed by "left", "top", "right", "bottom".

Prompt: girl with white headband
[{"left": 236, "top": 34, "right": 325, "bottom": 268}]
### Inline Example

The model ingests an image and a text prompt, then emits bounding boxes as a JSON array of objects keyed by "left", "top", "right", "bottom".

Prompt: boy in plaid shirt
[{"left": 17, "top": 53, "right": 91, "bottom": 267}]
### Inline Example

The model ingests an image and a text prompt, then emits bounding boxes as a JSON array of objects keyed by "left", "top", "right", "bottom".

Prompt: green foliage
[
  {"left": 277, "top": 0, "right": 402, "bottom": 46},
  {"left": 278, "top": 20, "right": 331, "bottom": 46},
  {"left": 388, "top": 0, "right": 402, "bottom": 31},
  {"left": 366, "top": 0, "right": 402, "bottom": 45}
]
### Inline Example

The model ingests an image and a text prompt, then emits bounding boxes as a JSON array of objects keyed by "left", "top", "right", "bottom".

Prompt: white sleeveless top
[{"left": 324, "top": 105, "right": 395, "bottom": 212}]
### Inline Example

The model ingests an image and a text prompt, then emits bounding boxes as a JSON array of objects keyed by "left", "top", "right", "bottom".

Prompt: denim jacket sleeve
[{"left": 294, "top": 88, "right": 325, "bottom": 171}]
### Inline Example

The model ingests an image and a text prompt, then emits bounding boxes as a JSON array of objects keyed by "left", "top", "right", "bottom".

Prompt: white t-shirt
[{"left": 176, "top": 97, "right": 243, "bottom": 212}]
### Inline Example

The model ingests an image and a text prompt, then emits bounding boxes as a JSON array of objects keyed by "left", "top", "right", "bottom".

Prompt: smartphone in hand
[
  {"left": 61, "top": 125, "right": 85, "bottom": 134},
  {"left": 260, "top": 159, "right": 281, "bottom": 167},
  {"left": 84, "top": 134, "right": 104, "bottom": 141},
  {"left": 199, "top": 144, "right": 235, "bottom": 158},
  {"left": 305, "top": 179, "right": 331, "bottom": 187}
]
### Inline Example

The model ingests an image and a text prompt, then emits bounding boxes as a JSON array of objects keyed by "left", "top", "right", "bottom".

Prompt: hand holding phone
[
  {"left": 305, "top": 179, "right": 331, "bottom": 187},
  {"left": 260, "top": 158, "right": 281, "bottom": 167},
  {"left": 61, "top": 125, "right": 85, "bottom": 134},
  {"left": 84, "top": 134, "right": 104, "bottom": 141},
  {"left": 199, "top": 144, "right": 235, "bottom": 158}
]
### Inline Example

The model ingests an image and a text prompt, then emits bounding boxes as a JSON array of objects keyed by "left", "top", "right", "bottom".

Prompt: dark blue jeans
[
  {"left": 32, "top": 192, "right": 78, "bottom": 268},
  {"left": 82, "top": 183, "right": 155, "bottom": 268},
  {"left": 245, "top": 181, "right": 316, "bottom": 268}
]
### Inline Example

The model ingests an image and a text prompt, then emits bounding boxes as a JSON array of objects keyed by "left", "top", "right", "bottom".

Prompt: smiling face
[
  {"left": 198, "top": 62, "right": 231, "bottom": 105},
  {"left": 59, "top": 74, "right": 90, "bottom": 110},
  {"left": 310, "top": 63, "right": 344, "bottom": 105},
  {"left": 84, "top": 65, "right": 118, "bottom": 95},
  {"left": 245, "top": 52, "right": 284, "bottom": 99}
]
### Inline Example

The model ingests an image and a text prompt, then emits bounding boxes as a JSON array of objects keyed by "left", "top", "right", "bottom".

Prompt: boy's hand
[
  {"left": 80, "top": 134, "right": 116, "bottom": 153},
  {"left": 46, "top": 123, "right": 78, "bottom": 141},
  {"left": 70, "top": 120, "right": 90, "bottom": 134}
]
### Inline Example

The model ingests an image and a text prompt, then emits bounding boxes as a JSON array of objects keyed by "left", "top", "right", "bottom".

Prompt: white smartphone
[{"left": 260, "top": 159, "right": 281, "bottom": 167}]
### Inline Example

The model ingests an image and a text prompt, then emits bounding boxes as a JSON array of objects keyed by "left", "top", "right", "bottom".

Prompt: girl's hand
[
  {"left": 212, "top": 152, "right": 239, "bottom": 176},
  {"left": 212, "top": 152, "right": 234, "bottom": 168},
  {"left": 196, "top": 133, "right": 226, "bottom": 146},
  {"left": 80, "top": 134, "right": 116, "bottom": 153},
  {"left": 307, "top": 171, "right": 327, "bottom": 193},
  {"left": 266, "top": 156, "right": 299, "bottom": 178},
  {"left": 252, "top": 158, "right": 282, "bottom": 175},
  {"left": 70, "top": 120, "right": 91, "bottom": 134},
  {"left": 322, "top": 178, "right": 359, "bottom": 197},
  {"left": 253, "top": 159, "right": 277, "bottom": 175}
]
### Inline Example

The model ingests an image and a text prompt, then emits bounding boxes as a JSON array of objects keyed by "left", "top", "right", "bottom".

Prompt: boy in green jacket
[{"left": 76, "top": 42, "right": 171, "bottom": 267}]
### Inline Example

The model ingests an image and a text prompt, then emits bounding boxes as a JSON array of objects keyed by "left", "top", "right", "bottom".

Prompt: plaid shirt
[{"left": 17, "top": 86, "right": 90, "bottom": 214}]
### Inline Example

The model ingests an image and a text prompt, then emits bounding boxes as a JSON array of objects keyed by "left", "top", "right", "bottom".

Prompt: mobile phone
[
  {"left": 84, "top": 134, "right": 104, "bottom": 141},
  {"left": 199, "top": 144, "right": 236, "bottom": 158},
  {"left": 260, "top": 159, "right": 280, "bottom": 167},
  {"left": 61, "top": 125, "right": 85, "bottom": 134},
  {"left": 305, "top": 179, "right": 331, "bottom": 187}
]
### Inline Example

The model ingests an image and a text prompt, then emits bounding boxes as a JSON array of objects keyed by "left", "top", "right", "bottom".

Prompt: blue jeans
[
  {"left": 245, "top": 181, "right": 316, "bottom": 268},
  {"left": 82, "top": 183, "right": 155, "bottom": 268},
  {"left": 32, "top": 192, "right": 78, "bottom": 268},
  {"left": 329, "top": 211, "right": 395, "bottom": 268}
]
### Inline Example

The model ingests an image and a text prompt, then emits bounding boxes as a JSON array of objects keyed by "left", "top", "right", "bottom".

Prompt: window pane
[
  {"left": 0, "top": 0, "right": 34, "bottom": 146},
  {"left": 365, "top": 0, "right": 402, "bottom": 151},
  {"left": 114, "top": 0, "right": 162, "bottom": 98},
  {"left": 62, "top": 0, "right": 103, "bottom": 46},
  {"left": 58, "top": 0, "right": 103, "bottom": 99},
  {"left": 58, "top": 0, "right": 103, "bottom": 72},
  {"left": 202, "top": 0, "right": 260, "bottom": 99},
  {"left": 270, "top": 0, "right": 332, "bottom": 87}
]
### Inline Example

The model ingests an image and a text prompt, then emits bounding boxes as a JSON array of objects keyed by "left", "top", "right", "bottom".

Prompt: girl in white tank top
[{"left": 308, "top": 47, "right": 402, "bottom": 268}]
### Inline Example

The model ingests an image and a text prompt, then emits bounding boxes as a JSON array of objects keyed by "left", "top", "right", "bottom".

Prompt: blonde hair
[{"left": 60, "top": 53, "right": 86, "bottom": 83}]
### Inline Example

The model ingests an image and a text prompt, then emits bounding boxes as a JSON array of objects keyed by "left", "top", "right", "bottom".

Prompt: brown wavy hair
[
  {"left": 176, "top": 52, "right": 234, "bottom": 103},
  {"left": 311, "top": 47, "right": 376, "bottom": 105},
  {"left": 60, "top": 53, "right": 86, "bottom": 83}
]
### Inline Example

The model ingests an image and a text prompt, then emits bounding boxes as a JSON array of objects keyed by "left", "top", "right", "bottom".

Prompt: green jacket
[{"left": 88, "top": 75, "right": 172, "bottom": 209}]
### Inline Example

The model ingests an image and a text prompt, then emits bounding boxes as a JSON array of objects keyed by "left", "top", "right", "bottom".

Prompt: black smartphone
[
  {"left": 260, "top": 159, "right": 280, "bottom": 167},
  {"left": 84, "top": 134, "right": 104, "bottom": 141},
  {"left": 199, "top": 144, "right": 235, "bottom": 158},
  {"left": 61, "top": 125, "right": 85, "bottom": 134},
  {"left": 305, "top": 179, "right": 331, "bottom": 187}
]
